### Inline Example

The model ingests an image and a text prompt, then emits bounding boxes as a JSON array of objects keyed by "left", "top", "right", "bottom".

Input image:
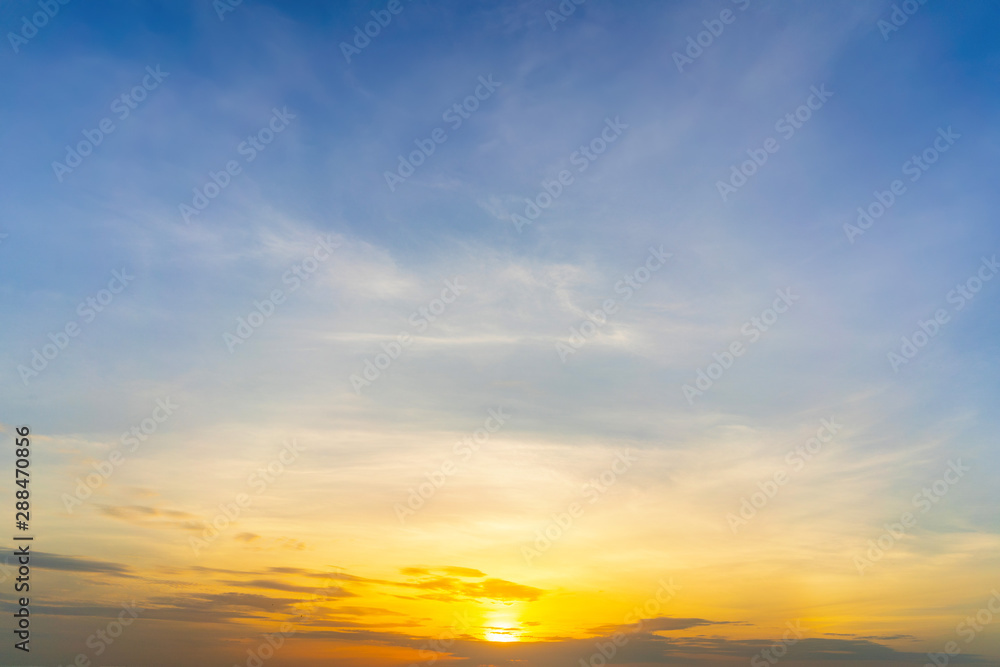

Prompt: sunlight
[
  {"left": 484, "top": 629, "right": 520, "bottom": 642},
  {"left": 483, "top": 608, "right": 522, "bottom": 642}
]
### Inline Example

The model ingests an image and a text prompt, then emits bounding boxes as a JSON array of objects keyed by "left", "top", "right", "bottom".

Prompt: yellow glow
[{"left": 483, "top": 608, "right": 522, "bottom": 642}]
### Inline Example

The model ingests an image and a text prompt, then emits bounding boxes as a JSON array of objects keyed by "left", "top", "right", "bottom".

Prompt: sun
[
  {"left": 483, "top": 608, "right": 522, "bottom": 642},
  {"left": 484, "top": 628, "right": 520, "bottom": 642}
]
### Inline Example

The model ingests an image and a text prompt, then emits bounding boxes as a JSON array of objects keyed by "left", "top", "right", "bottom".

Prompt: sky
[{"left": 1, "top": 0, "right": 1000, "bottom": 665}]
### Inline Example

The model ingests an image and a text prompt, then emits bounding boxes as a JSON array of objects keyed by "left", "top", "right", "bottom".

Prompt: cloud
[
  {"left": 394, "top": 570, "right": 546, "bottom": 602},
  {"left": 95, "top": 504, "right": 204, "bottom": 532},
  {"left": 400, "top": 565, "right": 487, "bottom": 578},
  {"left": 382, "top": 632, "right": 990, "bottom": 666},
  {"left": 29, "top": 550, "right": 134, "bottom": 576},
  {"left": 586, "top": 616, "right": 734, "bottom": 636},
  {"left": 220, "top": 578, "right": 355, "bottom": 597},
  {"left": 327, "top": 606, "right": 405, "bottom": 617}
]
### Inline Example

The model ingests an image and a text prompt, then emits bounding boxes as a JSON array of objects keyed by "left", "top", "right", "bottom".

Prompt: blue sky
[{"left": 2, "top": 1, "right": 1000, "bottom": 665}]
